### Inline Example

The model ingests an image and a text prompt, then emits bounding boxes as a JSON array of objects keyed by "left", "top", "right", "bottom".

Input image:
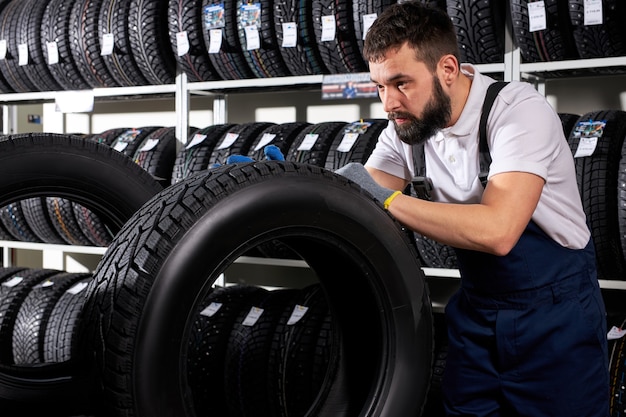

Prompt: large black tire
[
  {"left": 312, "top": 0, "right": 368, "bottom": 74},
  {"left": 99, "top": 0, "right": 149, "bottom": 87},
  {"left": 568, "top": 110, "right": 626, "bottom": 280},
  {"left": 324, "top": 119, "right": 387, "bottom": 170},
  {"left": 0, "top": 133, "right": 162, "bottom": 415},
  {"left": 201, "top": 0, "right": 255, "bottom": 80},
  {"left": 82, "top": 161, "right": 433, "bottom": 417},
  {"left": 42, "top": 0, "right": 91, "bottom": 90},
  {"left": 275, "top": 0, "right": 329, "bottom": 76},
  {"left": 568, "top": 0, "right": 626, "bottom": 59},
  {"left": 509, "top": 0, "right": 578, "bottom": 63},
  {"left": 168, "top": 0, "right": 221, "bottom": 82},
  {"left": 237, "top": 0, "right": 292, "bottom": 78},
  {"left": 18, "top": 0, "right": 63, "bottom": 92},
  {"left": 170, "top": 124, "right": 237, "bottom": 184},
  {"left": 70, "top": 0, "right": 118, "bottom": 88},
  {"left": 128, "top": 0, "right": 176, "bottom": 85},
  {"left": 446, "top": 0, "right": 506, "bottom": 64},
  {"left": 0, "top": 0, "right": 37, "bottom": 93}
]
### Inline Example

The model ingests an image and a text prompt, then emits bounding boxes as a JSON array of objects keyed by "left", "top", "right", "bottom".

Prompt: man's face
[{"left": 369, "top": 43, "right": 452, "bottom": 145}]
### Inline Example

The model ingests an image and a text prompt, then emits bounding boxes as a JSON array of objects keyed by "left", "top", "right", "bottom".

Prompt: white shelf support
[{"left": 175, "top": 71, "right": 190, "bottom": 149}]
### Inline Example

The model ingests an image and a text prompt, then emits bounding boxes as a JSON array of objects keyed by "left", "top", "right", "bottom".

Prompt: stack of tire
[{"left": 0, "top": 0, "right": 519, "bottom": 93}]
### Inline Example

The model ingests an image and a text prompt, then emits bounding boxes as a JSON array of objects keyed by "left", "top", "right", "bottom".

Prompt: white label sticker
[
  {"left": 282, "top": 22, "right": 297, "bottom": 47},
  {"left": 200, "top": 302, "right": 222, "bottom": 317},
  {"left": 101, "top": 33, "right": 114, "bottom": 56},
  {"left": 321, "top": 15, "right": 336, "bottom": 42},
  {"left": 138, "top": 138, "right": 159, "bottom": 152},
  {"left": 2, "top": 276, "right": 23, "bottom": 288},
  {"left": 287, "top": 305, "right": 309, "bottom": 325},
  {"left": 254, "top": 133, "right": 276, "bottom": 151},
  {"left": 573, "top": 136, "right": 598, "bottom": 158},
  {"left": 337, "top": 132, "right": 359, "bottom": 152},
  {"left": 0, "top": 40, "right": 7, "bottom": 59},
  {"left": 41, "top": 280, "right": 54, "bottom": 288},
  {"left": 584, "top": 0, "right": 603, "bottom": 25},
  {"left": 176, "top": 31, "right": 190, "bottom": 56},
  {"left": 186, "top": 133, "right": 207, "bottom": 149},
  {"left": 242, "top": 306, "right": 264, "bottom": 326},
  {"left": 608, "top": 326, "right": 626, "bottom": 340},
  {"left": 67, "top": 281, "right": 88, "bottom": 295},
  {"left": 217, "top": 132, "right": 239, "bottom": 149},
  {"left": 113, "top": 141, "right": 129, "bottom": 152},
  {"left": 244, "top": 25, "right": 260, "bottom": 50},
  {"left": 362, "top": 13, "right": 377, "bottom": 40},
  {"left": 297, "top": 133, "right": 319, "bottom": 151},
  {"left": 209, "top": 29, "right": 223, "bottom": 53},
  {"left": 47, "top": 41, "right": 59, "bottom": 64},
  {"left": 18, "top": 43, "right": 28, "bottom": 66},
  {"left": 528, "top": 1, "right": 547, "bottom": 32}
]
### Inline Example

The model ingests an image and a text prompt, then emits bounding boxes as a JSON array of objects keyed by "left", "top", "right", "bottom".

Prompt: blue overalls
[{"left": 442, "top": 220, "right": 610, "bottom": 416}]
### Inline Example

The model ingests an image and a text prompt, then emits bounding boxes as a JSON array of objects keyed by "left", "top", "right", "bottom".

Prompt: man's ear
[{"left": 438, "top": 54, "right": 460, "bottom": 87}]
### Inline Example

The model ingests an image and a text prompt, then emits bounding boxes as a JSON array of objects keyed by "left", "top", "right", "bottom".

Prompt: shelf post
[{"left": 175, "top": 70, "right": 190, "bottom": 149}]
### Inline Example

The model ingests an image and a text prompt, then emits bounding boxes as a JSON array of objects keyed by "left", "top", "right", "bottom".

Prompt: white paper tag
[
  {"left": 287, "top": 305, "right": 309, "bottom": 325},
  {"left": 0, "top": 39, "right": 7, "bottom": 59},
  {"left": 321, "top": 15, "right": 336, "bottom": 41},
  {"left": 138, "top": 138, "right": 159, "bottom": 152},
  {"left": 2, "top": 276, "right": 23, "bottom": 288},
  {"left": 18, "top": 43, "right": 28, "bottom": 66},
  {"left": 282, "top": 22, "right": 297, "bottom": 47},
  {"left": 200, "top": 302, "right": 222, "bottom": 317},
  {"left": 528, "top": 1, "right": 547, "bottom": 32},
  {"left": 584, "top": 0, "right": 603, "bottom": 25},
  {"left": 176, "top": 31, "right": 190, "bottom": 56},
  {"left": 608, "top": 325, "right": 626, "bottom": 340},
  {"left": 101, "top": 33, "right": 114, "bottom": 56},
  {"left": 337, "top": 132, "right": 359, "bottom": 152},
  {"left": 362, "top": 14, "right": 377, "bottom": 40},
  {"left": 209, "top": 29, "right": 223, "bottom": 53},
  {"left": 254, "top": 133, "right": 276, "bottom": 151},
  {"left": 297, "top": 133, "right": 319, "bottom": 151},
  {"left": 573, "top": 136, "right": 598, "bottom": 158},
  {"left": 46, "top": 41, "right": 59, "bottom": 64},
  {"left": 186, "top": 133, "right": 207, "bottom": 149},
  {"left": 217, "top": 132, "right": 239, "bottom": 149},
  {"left": 114, "top": 141, "right": 129, "bottom": 152},
  {"left": 242, "top": 306, "right": 264, "bottom": 326},
  {"left": 67, "top": 281, "right": 89, "bottom": 295},
  {"left": 244, "top": 26, "right": 260, "bottom": 50},
  {"left": 41, "top": 280, "right": 54, "bottom": 288}
]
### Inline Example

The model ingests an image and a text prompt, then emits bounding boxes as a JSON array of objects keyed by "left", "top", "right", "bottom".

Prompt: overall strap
[{"left": 411, "top": 80, "right": 509, "bottom": 200}]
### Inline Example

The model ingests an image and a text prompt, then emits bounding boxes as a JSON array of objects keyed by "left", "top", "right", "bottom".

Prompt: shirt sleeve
[{"left": 487, "top": 84, "right": 562, "bottom": 181}]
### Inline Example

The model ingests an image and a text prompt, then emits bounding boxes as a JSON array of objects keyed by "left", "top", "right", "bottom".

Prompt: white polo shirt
[{"left": 365, "top": 64, "right": 590, "bottom": 249}]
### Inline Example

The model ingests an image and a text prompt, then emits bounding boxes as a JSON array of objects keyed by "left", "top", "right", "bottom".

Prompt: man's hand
[{"left": 335, "top": 162, "right": 402, "bottom": 209}]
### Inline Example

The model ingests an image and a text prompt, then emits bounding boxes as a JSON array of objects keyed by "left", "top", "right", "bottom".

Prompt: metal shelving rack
[{"left": 2, "top": 39, "right": 626, "bottom": 303}]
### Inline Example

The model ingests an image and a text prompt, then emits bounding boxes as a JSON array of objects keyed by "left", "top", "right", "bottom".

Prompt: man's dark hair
[{"left": 363, "top": 1, "right": 460, "bottom": 72}]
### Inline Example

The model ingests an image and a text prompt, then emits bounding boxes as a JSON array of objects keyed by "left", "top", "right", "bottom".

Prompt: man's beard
[{"left": 389, "top": 76, "right": 451, "bottom": 146}]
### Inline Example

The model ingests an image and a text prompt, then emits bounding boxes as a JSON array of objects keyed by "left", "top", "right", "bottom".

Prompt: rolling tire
[{"left": 82, "top": 160, "right": 433, "bottom": 417}]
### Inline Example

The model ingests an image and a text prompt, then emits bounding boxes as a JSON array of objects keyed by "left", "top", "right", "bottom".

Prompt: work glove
[
  {"left": 225, "top": 144, "right": 285, "bottom": 164},
  {"left": 335, "top": 162, "right": 402, "bottom": 210}
]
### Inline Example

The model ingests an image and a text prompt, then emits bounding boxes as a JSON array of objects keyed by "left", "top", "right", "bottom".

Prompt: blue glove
[
  {"left": 335, "top": 162, "right": 402, "bottom": 209},
  {"left": 225, "top": 144, "right": 285, "bottom": 164}
]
